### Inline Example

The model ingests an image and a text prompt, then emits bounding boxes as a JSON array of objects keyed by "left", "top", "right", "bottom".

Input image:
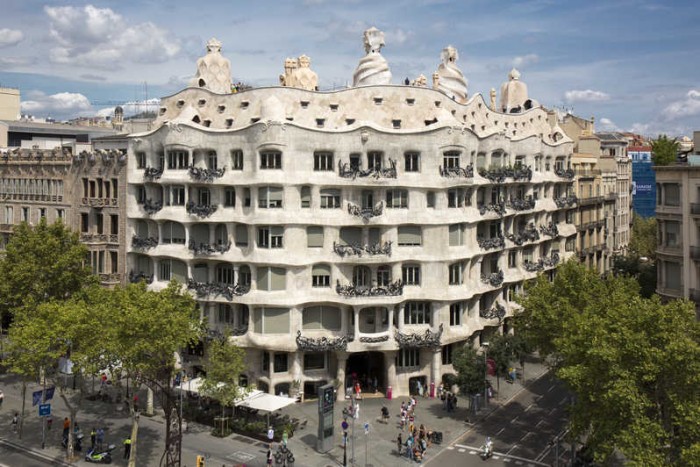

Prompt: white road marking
[
  {"left": 558, "top": 397, "right": 568, "bottom": 406},
  {"left": 507, "top": 444, "right": 519, "bottom": 454},
  {"left": 496, "top": 427, "right": 505, "bottom": 436},
  {"left": 547, "top": 384, "right": 555, "bottom": 392},
  {"left": 458, "top": 448, "right": 465, "bottom": 453},
  {"left": 446, "top": 446, "right": 455, "bottom": 450},
  {"left": 536, "top": 420, "right": 545, "bottom": 428},
  {"left": 525, "top": 403, "right": 533, "bottom": 412},
  {"left": 519, "top": 432, "right": 532, "bottom": 441},
  {"left": 453, "top": 444, "right": 549, "bottom": 466},
  {"left": 511, "top": 416, "right": 519, "bottom": 423}
]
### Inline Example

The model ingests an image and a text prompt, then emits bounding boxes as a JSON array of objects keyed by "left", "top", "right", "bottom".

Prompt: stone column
[
  {"left": 336, "top": 352, "right": 348, "bottom": 401},
  {"left": 353, "top": 307, "right": 360, "bottom": 340},
  {"left": 385, "top": 350, "right": 397, "bottom": 397},
  {"left": 397, "top": 304, "right": 404, "bottom": 331},
  {"left": 431, "top": 348, "right": 441, "bottom": 395}
]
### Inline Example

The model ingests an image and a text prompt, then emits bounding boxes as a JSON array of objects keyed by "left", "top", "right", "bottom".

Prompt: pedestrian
[
  {"left": 400, "top": 411, "right": 406, "bottom": 431},
  {"left": 397, "top": 432, "right": 403, "bottom": 456},
  {"left": 46, "top": 415, "right": 53, "bottom": 430},
  {"left": 406, "top": 435, "right": 414, "bottom": 460},
  {"left": 123, "top": 436, "right": 131, "bottom": 459},
  {"left": 282, "top": 429, "right": 288, "bottom": 447},
  {"left": 133, "top": 394, "right": 139, "bottom": 412},
  {"left": 11, "top": 412, "right": 18, "bottom": 432},
  {"left": 62, "top": 417, "right": 70, "bottom": 438},
  {"left": 96, "top": 427, "right": 105, "bottom": 450},
  {"left": 416, "top": 380, "right": 423, "bottom": 398},
  {"left": 267, "top": 425, "right": 274, "bottom": 447},
  {"left": 0, "top": 389, "right": 4, "bottom": 409},
  {"left": 90, "top": 427, "right": 96, "bottom": 448},
  {"left": 266, "top": 449, "right": 273, "bottom": 465}
]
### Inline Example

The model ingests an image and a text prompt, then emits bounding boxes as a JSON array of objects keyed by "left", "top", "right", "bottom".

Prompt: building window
[
  {"left": 312, "top": 264, "right": 331, "bottom": 287},
  {"left": 426, "top": 191, "right": 435, "bottom": 208},
  {"left": 404, "top": 152, "right": 420, "bottom": 172},
  {"left": 664, "top": 221, "right": 680, "bottom": 247},
  {"left": 447, "top": 188, "right": 466, "bottom": 208},
  {"left": 167, "top": 185, "right": 185, "bottom": 206},
  {"left": 258, "top": 186, "right": 283, "bottom": 208},
  {"left": 397, "top": 348, "right": 420, "bottom": 368},
  {"left": 216, "top": 264, "right": 235, "bottom": 285},
  {"left": 235, "top": 224, "right": 249, "bottom": 246},
  {"left": 397, "top": 225, "right": 422, "bottom": 246},
  {"left": 136, "top": 185, "right": 146, "bottom": 204},
  {"left": 39, "top": 208, "right": 47, "bottom": 219},
  {"left": 443, "top": 151, "right": 460, "bottom": 169},
  {"left": 314, "top": 152, "right": 334, "bottom": 171},
  {"left": 110, "top": 251, "right": 118, "bottom": 274},
  {"left": 307, "top": 226, "right": 324, "bottom": 248},
  {"left": 442, "top": 344, "right": 453, "bottom": 365},
  {"left": 262, "top": 352, "right": 269, "bottom": 372},
  {"left": 158, "top": 259, "right": 186, "bottom": 282},
  {"left": 231, "top": 150, "right": 244, "bottom": 170},
  {"left": 508, "top": 251, "right": 517, "bottom": 268},
  {"left": 136, "top": 152, "right": 147, "bottom": 169},
  {"left": 274, "top": 353, "right": 288, "bottom": 373},
  {"left": 257, "top": 226, "right": 284, "bottom": 248},
  {"left": 377, "top": 265, "right": 391, "bottom": 286},
  {"left": 206, "top": 151, "right": 218, "bottom": 169},
  {"left": 320, "top": 189, "right": 341, "bottom": 209},
  {"left": 664, "top": 184, "right": 680, "bottom": 206},
  {"left": 253, "top": 307, "right": 289, "bottom": 334},
  {"left": 404, "top": 301, "right": 430, "bottom": 324},
  {"left": 449, "top": 302, "right": 462, "bottom": 326},
  {"left": 402, "top": 264, "right": 420, "bottom": 285},
  {"left": 301, "top": 186, "right": 311, "bottom": 208},
  {"left": 353, "top": 266, "right": 371, "bottom": 287},
  {"left": 386, "top": 189, "right": 408, "bottom": 208},
  {"left": 110, "top": 214, "right": 118, "bottom": 235},
  {"left": 162, "top": 221, "right": 186, "bottom": 244},
  {"left": 167, "top": 150, "right": 189, "bottom": 169},
  {"left": 21, "top": 207, "right": 29, "bottom": 223},
  {"left": 56, "top": 209, "right": 63, "bottom": 220},
  {"left": 260, "top": 151, "right": 282, "bottom": 169},
  {"left": 367, "top": 151, "right": 383, "bottom": 170},
  {"left": 449, "top": 262, "right": 463, "bottom": 285},
  {"left": 302, "top": 306, "right": 341, "bottom": 331},
  {"left": 257, "top": 267, "right": 286, "bottom": 291},
  {"left": 224, "top": 188, "right": 236, "bottom": 207},
  {"left": 304, "top": 352, "right": 326, "bottom": 370},
  {"left": 448, "top": 224, "right": 465, "bottom": 246},
  {"left": 218, "top": 304, "right": 234, "bottom": 324},
  {"left": 81, "top": 213, "right": 89, "bottom": 232}
]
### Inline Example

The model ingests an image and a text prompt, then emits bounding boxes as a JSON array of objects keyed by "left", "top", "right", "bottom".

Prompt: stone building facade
[{"left": 126, "top": 34, "right": 577, "bottom": 398}]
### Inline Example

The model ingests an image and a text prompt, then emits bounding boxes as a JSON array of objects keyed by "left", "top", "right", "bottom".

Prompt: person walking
[
  {"left": 11, "top": 412, "right": 18, "bottom": 432},
  {"left": 282, "top": 429, "right": 288, "bottom": 447},
  {"left": 0, "top": 389, "right": 4, "bottom": 410},
  {"left": 123, "top": 436, "right": 131, "bottom": 460},
  {"left": 396, "top": 433, "right": 403, "bottom": 456},
  {"left": 267, "top": 425, "right": 274, "bottom": 448}
]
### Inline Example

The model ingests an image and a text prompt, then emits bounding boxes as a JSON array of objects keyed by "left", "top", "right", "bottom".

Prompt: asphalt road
[
  {"left": 0, "top": 442, "right": 58, "bottom": 466},
  {"left": 426, "top": 372, "right": 572, "bottom": 467}
]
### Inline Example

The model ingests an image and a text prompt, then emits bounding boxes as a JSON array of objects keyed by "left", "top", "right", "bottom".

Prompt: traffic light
[{"left": 196, "top": 455, "right": 205, "bottom": 467}]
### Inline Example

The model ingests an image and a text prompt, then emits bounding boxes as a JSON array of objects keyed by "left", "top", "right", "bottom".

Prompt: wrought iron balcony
[
  {"left": 554, "top": 195, "right": 578, "bottom": 208},
  {"left": 506, "top": 224, "right": 540, "bottom": 245},
  {"left": 347, "top": 201, "right": 383, "bottom": 219},
  {"left": 526, "top": 253, "right": 560, "bottom": 272},
  {"left": 479, "top": 165, "right": 533, "bottom": 183},
  {"left": 394, "top": 324, "right": 443, "bottom": 349},
  {"left": 439, "top": 163, "right": 474, "bottom": 178},
  {"left": 186, "top": 201, "right": 217, "bottom": 218},
  {"left": 333, "top": 241, "right": 392, "bottom": 258},
  {"left": 478, "top": 201, "right": 507, "bottom": 217},
  {"left": 188, "top": 166, "right": 226, "bottom": 182},
  {"left": 144, "top": 166, "right": 163, "bottom": 181},
  {"left": 129, "top": 271, "right": 154, "bottom": 284},
  {"left": 480, "top": 302, "right": 506, "bottom": 321},
  {"left": 80, "top": 233, "right": 119, "bottom": 243},
  {"left": 507, "top": 196, "right": 536, "bottom": 211},
  {"left": 539, "top": 222, "right": 559, "bottom": 237},
  {"left": 338, "top": 159, "right": 397, "bottom": 179},
  {"left": 481, "top": 270, "right": 504, "bottom": 287},
  {"left": 188, "top": 240, "right": 231, "bottom": 255},
  {"left": 142, "top": 198, "right": 163, "bottom": 215},
  {"left": 543, "top": 252, "right": 560, "bottom": 268},
  {"left": 186, "top": 278, "right": 250, "bottom": 299},
  {"left": 132, "top": 235, "right": 158, "bottom": 249},
  {"left": 296, "top": 331, "right": 348, "bottom": 351},
  {"left": 359, "top": 335, "right": 390, "bottom": 343},
  {"left": 335, "top": 279, "right": 403, "bottom": 297},
  {"left": 554, "top": 167, "right": 575, "bottom": 179},
  {"left": 477, "top": 236, "right": 506, "bottom": 250},
  {"left": 523, "top": 260, "right": 543, "bottom": 272},
  {"left": 578, "top": 195, "right": 604, "bottom": 206}
]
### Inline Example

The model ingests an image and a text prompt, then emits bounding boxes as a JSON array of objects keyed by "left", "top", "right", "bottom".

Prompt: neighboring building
[
  {"left": 0, "top": 119, "right": 117, "bottom": 150},
  {"left": 0, "top": 88, "right": 20, "bottom": 121},
  {"left": 126, "top": 33, "right": 577, "bottom": 398},
  {"left": 629, "top": 145, "right": 655, "bottom": 218},
  {"left": 597, "top": 132, "right": 631, "bottom": 255}
]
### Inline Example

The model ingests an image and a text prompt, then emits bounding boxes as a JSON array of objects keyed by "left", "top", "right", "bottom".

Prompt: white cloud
[
  {"left": 564, "top": 89, "right": 610, "bottom": 103},
  {"left": 598, "top": 117, "right": 619, "bottom": 131},
  {"left": 660, "top": 89, "right": 700, "bottom": 121},
  {"left": 387, "top": 28, "right": 411, "bottom": 46},
  {"left": 512, "top": 54, "right": 539, "bottom": 68},
  {"left": 0, "top": 28, "right": 23, "bottom": 47},
  {"left": 20, "top": 92, "right": 93, "bottom": 118},
  {"left": 44, "top": 5, "right": 180, "bottom": 68}
]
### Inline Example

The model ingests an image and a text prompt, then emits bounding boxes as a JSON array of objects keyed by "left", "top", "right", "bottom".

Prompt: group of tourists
[{"left": 396, "top": 397, "right": 434, "bottom": 462}]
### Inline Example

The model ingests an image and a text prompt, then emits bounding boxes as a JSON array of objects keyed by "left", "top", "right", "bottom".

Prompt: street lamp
[
  {"left": 341, "top": 420, "right": 349, "bottom": 467},
  {"left": 482, "top": 342, "right": 490, "bottom": 407}
]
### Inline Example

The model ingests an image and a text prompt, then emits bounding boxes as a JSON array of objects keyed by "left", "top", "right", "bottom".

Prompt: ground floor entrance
[{"left": 345, "top": 351, "right": 385, "bottom": 396}]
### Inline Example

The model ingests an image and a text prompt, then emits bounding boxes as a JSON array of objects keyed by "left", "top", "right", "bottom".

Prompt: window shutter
[
  {"left": 340, "top": 227, "right": 362, "bottom": 245},
  {"left": 307, "top": 226, "right": 324, "bottom": 247},
  {"left": 398, "top": 226, "right": 421, "bottom": 245}
]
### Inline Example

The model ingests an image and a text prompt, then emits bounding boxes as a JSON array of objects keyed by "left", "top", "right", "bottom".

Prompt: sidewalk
[{"left": 0, "top": 356, "right": 550, "bottom": 466}]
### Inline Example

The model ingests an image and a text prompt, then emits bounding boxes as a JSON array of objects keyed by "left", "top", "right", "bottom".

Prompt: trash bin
[
  {"left": 386, "top": 385, "right": 392, "bottom": 400},
  {"left": 429, "top": 381, "right": 435, "bottom": 398}
]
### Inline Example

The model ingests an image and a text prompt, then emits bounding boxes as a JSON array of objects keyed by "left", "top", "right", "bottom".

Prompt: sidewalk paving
[{"left": 0, "top": 357, "right": 550, "bottom": 466}]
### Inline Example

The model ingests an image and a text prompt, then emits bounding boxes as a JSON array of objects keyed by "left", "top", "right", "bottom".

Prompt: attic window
[
  {"left": 330, "top": 104, "right": 339, "bottom": 112},
  {"left": 159, "top": 107, "right": 167, "bottom": 116},
  {"left": 251, "top": 117, "right": 260, "bottom": 123},
  {"left": 217, "top": 105, "right": 226, "bottom": 113},
  {"left": 392, "top": 120, "right": 401, "bottom": 129},
  {"left": 481, "top": 125, "right": 486, "bottom": 131},
  {"left": 513, "top": 130, "right": 517, "bottom": 136},
  {"left": 434, "top": 101, "right": 441, "bottom": 108},
  {"left": 471, "top": 111, "right": 476, "bottom": 117},
  {"left": 373, "top": 97, "right": 383, "bottom": 105},
  {"left": 471, "top": 124, "right": 475, "bottom": 131},
  {"left": 451, "top": 110, "right": 456, "bottom": 116},
  {"left": 241, "top": 101, "right": 249, "bottom": 109},
  {"left": 485, "top": 113, "right": 489, "bottom": 119},
  {"left": 494, "top": 120, "right": 499, "bottom": 126},
  {"left": 225, "top": 118, "right": 234, "bottom": 128},
  {"left": 176, "top": 100, "right": 185, "bottom": 108},
  {"left": 316, "top": 118, "right": 325, "bottom": 128},
  {"left": 505, "top": 122, "right": 509, "bottom": 128},
  {"left": 197, "top": 99, "right": 207, "bottom": 107},
  {"left": 286, "top": 117, "right": 294, "bottom": 121},
  {"left": 406, "top": 98, "right": 415, "bottom": 105},
  {"left": 203, "top": 120, "right": 211, "bottom": 127},
  {"left": 424, "top": 118, "right": 437, "bottom": 126},
  {"left": 346, "top": 118, "right": 356, "bottom": 125},
  {"left": 478, "top": 103, "right": 483, "bottom": 109},
  {"left": 192, "top": 115, "right": 201, "bottom": 124},
  {"left": 300, "top": 101, "right": 309, "bottom": 109}
]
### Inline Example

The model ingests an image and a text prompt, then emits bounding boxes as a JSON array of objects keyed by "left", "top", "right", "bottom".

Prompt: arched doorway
[{"left": 346, "top": 351, "right": 385, "bottom": 395}]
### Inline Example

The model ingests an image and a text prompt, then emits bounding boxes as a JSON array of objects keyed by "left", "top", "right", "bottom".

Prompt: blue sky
[{"left": 1, "top": 0, "right": 699, "bottom": 137}]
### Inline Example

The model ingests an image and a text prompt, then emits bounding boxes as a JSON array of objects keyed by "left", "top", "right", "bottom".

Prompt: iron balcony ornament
[
  {"left": 506, "top": 224, "right": 540, "bottom": 246},
  {"left": 188, "top": 240, "right": 231, "bottom": 255},
  {"left": 477, "top": 235, "right": 506, "bottom": 250},
  {"left": 296, "top": 331, "right": 348, "bottom": 352},
  {"left": 524, "top": 252, "right": 561, "bottom": 272},
  {"left": 208, "top": 327, "right": 248, "bottom": 338},
  {"left": 143, "top": 198, "right": 163, "bottom": 215},
  {"left": 554, "top": 195, "right": 578, "bottom": 208},
  {"left": 480, "top": 302, "right": 506, "bottom": 322},
  {"left": 507, "top": 196, "right": 536, "bottom": 211},
  {"left": 479, "top": 165, "right": 533, "bottom": 183},
  {"left": 347, "top": 201, "right": 384, "bottom": 219},
  {"left": 481, "top": 270, "right": 504, "bottom": 287},
  {"left": 129, "top": 271, "right": 154, "bottom": 284},
  {"left": 132, "top": 235, "right": 159, "bottom": 249},
  {"left": 186, "top": 278, "right": 250, "bottom": 300},
  {"left": 338, "top": 159, "right": 397, "bottom": 179},
  {"left": 523, "top": 260, "right": 543, "bottom": 273},
  {"left": 188, "top": 165, "right": 226, "bottom": 182},
  {"left": 478, "top": 201, "right": 507, "bottom": 217},
  {"left": 543, "top": 252, "right": 560, "bottom": 268},
  {"left": 144, "top": 166, "right": 164, "bottom": 181},
  {"left": 439, "top": 163, "right": 474, "bottom": 178},
  {"left": 539, "top": 222, "right": 559, "bottom": 237},
  {"left": 359, "top": 335, "right": 390, "bottom": 343},
  {"left": 186, "top": 201, "right": 218, "bottom": 218},
  {"left": 554, "top": 167, "right": 575, "bottom": 179},
  {"left": 335, "top": 279, "right": 404, "bottom": 297},
  {"left": 333, "top": 241, "right": 392, "bottom": 257},
  {"left": 394, "top": 323, "right": 444, "bottom": 349}
]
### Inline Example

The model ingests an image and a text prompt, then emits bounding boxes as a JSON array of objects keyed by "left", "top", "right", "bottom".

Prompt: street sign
[
  {"left": 39, "top": 403, "right": 51, "bottom": 417},
  {"left": 32, "top": 390, "right": 43, "bottom": 406}
]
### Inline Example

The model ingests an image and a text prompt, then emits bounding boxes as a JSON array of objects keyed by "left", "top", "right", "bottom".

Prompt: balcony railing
[
  {"left": 554, "top": 195, "right": 578, "bottom": 208},
  {"left": 439, "top": 163, "right": 474, "bottom": 178},
  {"left": 480, "top": 302, "right": 506, "bottom": 321},
  {"left": 478, "top": 201, "right": 507, "bottom": 217},
  {"left": 144, "top": 166, "right": 163, "bottom": 181},
  {"left": 524, "top": 252, "right": 561, "bottom": 272},
  {"left": 188, "top": 240, "right": 231, "bottom": 255},
  {"left": 132, "top": 235, "right": 159, "bottom": 249},
  {"left": 335, "top": 279, "right": 403, "bottom": 297},
  {"left": 98, "top": 273, "right": 122, "bottom": 283},
  {"left": 186, "top": 201, "right": 217, "bottom": 218},
  {"left": 81, "top": 197, "right": 118, "bottom": 208},
  {"left": 186, "top": 278, "right": 250, "bottom": 299},
  {"left": 129, "top": 271, "right": 154, "bottom": 284},
  {"left": 506, "top": 224, "right": 539, "bottom": 246},
  {"left": 507, "top": 196, "right": 536, "bottom": 212},
  {"left": 296, "top": 331, "right": 348, "bottom": 352},
  {"left": 539, "top": 222, "right": 559, "bottom": 237},
  {"left": 394, "top": 324, "right": 443, "bottom": 349},
  {"left": 477, "top": 236, "right": 505, "bottom": 250},
  {"left": 554, "top": 167, "right": 575, "bottom": 179},
  {"left": 333, "top": 241, "right": 392, "bottom": 258},
  {"left": 188, "top": 166, "right": 226, "bottom": 182},
  {"left": 481, "top": 270, "right": 504, "bottom": 287},
  {"left": 142, "top": 198, "right": 163, "bottom": 215},
  {"left": 347, "top": 201, "right": 383, "bottom": 219},
  {"left": 578, "top": 195, "right": 604, "bottom": 206},
  {"left": 338, "top": 159, "right": 397, "bottom": 179},
  {"left": 80, "top": 233, "right": 119, "bottom": 243},
  {"left": 479, "top": 165, "right": 533, "bottom": 183}
]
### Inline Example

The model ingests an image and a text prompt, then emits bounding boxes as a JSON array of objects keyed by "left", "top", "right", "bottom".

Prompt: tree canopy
[
  {"left": 612, "top": 214, "right": 657, "bottom": 297},
  {"left": 651, "top": 134, "right": 679, "bottom": 166},
  {"left": 516, "top": 260, "right": 700, "bottom": 466},
  {"left": 451, "top": 344, "right": 486, "bottom": 396}
]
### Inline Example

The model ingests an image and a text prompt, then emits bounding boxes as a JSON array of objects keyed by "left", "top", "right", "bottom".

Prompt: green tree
[
  {"left": 199, "top": 330, "right": 248, "bottom": 436},
  {"left": 0, "top": 219, "right": 95, "bottom": 328},
  {"left": 451, "top": 344, "right": 486, "bottom": 396},
  {"left": 517, "top": 260, "right": 700, "bottom": 466},
  {"left": 612, "top": 214, "right": 657, "bottom": 297},
  {"left": 628, "top": 214, "right": 657, "bottom": 260},
  {"left": 651, "top": 134, "right": 679, "bottom": 166}
]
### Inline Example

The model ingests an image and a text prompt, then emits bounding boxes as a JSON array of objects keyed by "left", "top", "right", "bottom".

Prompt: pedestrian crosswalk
[{"left": 445, "top": 443, "right": 548, "bottom": 467}]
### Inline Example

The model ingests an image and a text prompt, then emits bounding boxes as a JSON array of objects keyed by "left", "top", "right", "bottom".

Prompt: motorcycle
[
  {"left": 479, "top": 439, "right": 493, "bottom": 460},
  {"left": 85, "top": 444, "right": 116, "bottom": 464}
]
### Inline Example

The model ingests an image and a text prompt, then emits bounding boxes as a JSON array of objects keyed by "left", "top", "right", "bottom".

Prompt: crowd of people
[{"left": 394, "top": 396, "right": 436, "bottom": 463}]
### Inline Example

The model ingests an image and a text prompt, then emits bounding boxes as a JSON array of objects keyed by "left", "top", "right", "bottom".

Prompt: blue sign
[
  {"left": 32, "top": 390, "right": 43, "bottom": 407},
  {"left": 39, "top": 404, "right": 51, "bottom": 416},
  {"left": 45, "top": 386, "right": 55, "bottom": 401}
]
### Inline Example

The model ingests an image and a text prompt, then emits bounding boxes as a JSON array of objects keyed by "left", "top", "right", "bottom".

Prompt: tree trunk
[
  {"left": 146, "top": 387, "right": 154, "bottom": 416},
  {"left": 19, "top": 380, "right": 26, "bottom": 440}
]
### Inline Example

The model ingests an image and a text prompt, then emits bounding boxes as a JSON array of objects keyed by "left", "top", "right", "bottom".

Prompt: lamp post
[
  {"left": 342, "top": 420, "right": 348, "bottom": 467},
  {"left": 483, "top": 342, "right": 490, "bottom": 407}
]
